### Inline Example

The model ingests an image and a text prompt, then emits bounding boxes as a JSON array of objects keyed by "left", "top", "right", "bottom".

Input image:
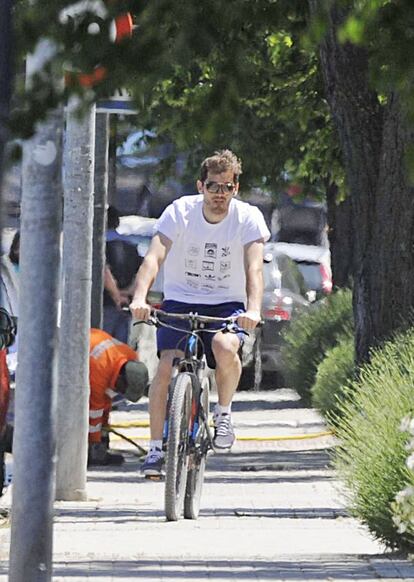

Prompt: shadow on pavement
[
  {"left": 116, "top": 390, "right": 307, "bottom": 413},
  {"left": 208, "top": 448, "right": 333, "bottom": 472},
  {"left": 86, "top": 448, "right": 334, "bottom": 486},
  {"left": 200, "top": 506, "right": 349, "bottom": 519},
  {"left": 231, "top": 398, "right": 305, "bottom": 412},
  {"left": 54, "top": 506, "right": 164, "bottom": 524},
  {"left": 53, "top": 504, "right": 347, "bottom": 523},
  {"left": 4, "top": 555, "right": 399, "bottom": 579},
  {"left": 204, "top": 473, "right": 334, "bottom": 485}
]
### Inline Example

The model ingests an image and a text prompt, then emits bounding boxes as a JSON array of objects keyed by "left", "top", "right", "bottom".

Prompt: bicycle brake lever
[{"left": 132, "top": 317, "right": 156, "bottom": 327}]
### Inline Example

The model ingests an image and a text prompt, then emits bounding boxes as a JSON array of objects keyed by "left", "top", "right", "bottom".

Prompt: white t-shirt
[{"left": 155, "top": 195, "right": 270, "bottom": 304}]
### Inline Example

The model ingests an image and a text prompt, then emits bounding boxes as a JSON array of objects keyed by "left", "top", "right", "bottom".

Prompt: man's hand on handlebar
[
  {"left": 129, "top": 299, "right": 152, "bottom": 321},
  {"left": 236, "top": 310, "right": 262, "bottom": 331}
]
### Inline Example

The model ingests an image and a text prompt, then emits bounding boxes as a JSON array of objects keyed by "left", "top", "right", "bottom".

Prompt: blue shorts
[{"left": 157, "top": 300, "right": 245, "bottom": 369}]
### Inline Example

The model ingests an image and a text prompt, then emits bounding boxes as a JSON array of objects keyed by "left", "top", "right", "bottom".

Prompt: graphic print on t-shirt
[
  {"left": 184, "top": 240, "right": 233, "bottom": 294},
  {"left": 202, "top": 261, "right": 215, "bottom": 271},
  {"left": 187, "top": 245, "right": 200, "bottom": 257},
  {"left": 185, "top": 258, "right": 197, "bottom": 270},
  {"left": 204, "top": 243, "right": 217, "bottom": 259}
]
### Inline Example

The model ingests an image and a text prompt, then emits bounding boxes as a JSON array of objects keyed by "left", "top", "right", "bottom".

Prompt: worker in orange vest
[{"left": 89, "top": 328, "right": 148, "bottom": 466}]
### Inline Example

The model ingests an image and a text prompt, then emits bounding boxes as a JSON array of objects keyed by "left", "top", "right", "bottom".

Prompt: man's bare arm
[
  {"left": 130, "top": 232, "right": 172, "bottom": 319},
  {"left": 104, "top": 264, "right": 123, "bottom": 308},
  {"left": 237, "top": 239, "right": 265, "bottom": 330}
]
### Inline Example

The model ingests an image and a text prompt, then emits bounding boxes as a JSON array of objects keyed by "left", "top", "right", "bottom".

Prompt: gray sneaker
[
  {"left": 213, "top": 412, "right": 235, "bottom": 450},
  {"left": 141, "top": 448, "right": 164, "bottom": 477}
]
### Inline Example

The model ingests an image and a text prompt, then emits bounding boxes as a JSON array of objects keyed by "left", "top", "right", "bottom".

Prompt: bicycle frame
[{"left": 163, "top": 316, "right": 216, "bottom": 452}]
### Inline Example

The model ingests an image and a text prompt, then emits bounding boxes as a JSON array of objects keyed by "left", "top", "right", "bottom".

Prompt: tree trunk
[
  {"left": 91, "top": 112, "right": 109, "bottom": 329},
  {"left": 9, "top": 41, "right": 63, "bottom": 582},
  {"left": 55, "top": 99, "right": 95, "bottom": 501},
  {"left": 309, "top": 1, "right": 414, "bottom": 362},
  {"left": 370, "top": 95, "right": 414, "bottom": 343}
]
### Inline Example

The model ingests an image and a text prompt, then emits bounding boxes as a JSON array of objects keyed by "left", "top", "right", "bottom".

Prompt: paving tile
[{"left": 2, "top": 391, "right": 414, "bottom": 580}]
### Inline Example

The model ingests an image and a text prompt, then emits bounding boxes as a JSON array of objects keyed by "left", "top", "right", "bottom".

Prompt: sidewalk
[{"left": 1, "top": 389, "right": 414, "bottom": 581}]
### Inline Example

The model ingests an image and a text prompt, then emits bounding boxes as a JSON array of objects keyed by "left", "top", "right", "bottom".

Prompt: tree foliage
[
  {"left": 10, "top": 1, "right": 414, "bottom": 187},
  {"left": 8, "top": 0, "right": 414, "bottom": 361},
  {"left": 10, "top": 0, "right": 342, "bottom": 192}
]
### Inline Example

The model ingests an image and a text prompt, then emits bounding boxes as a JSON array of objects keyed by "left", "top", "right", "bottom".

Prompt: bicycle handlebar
[
  {"left": 151, "top": 308, "right": 239, "bottom": 324},
  {"left": 132, "top": 308, "right": 263, "bottom": 334}
]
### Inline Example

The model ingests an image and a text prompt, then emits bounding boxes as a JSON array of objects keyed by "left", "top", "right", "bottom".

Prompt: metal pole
[
  {"left": 91, "top": 112, "right": 109, "bottom": 329},
  {"left": 55, "top": 98, "right": 95, "bottom": 501},
  {"left": 9, "top": 40, "right": 63, "bottom": 582}
]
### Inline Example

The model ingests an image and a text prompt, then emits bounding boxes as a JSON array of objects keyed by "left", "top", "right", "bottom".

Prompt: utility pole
[
  {"left": 9, "top": 40, "right": 63, "bottom": 582},
  {"left": 55, "top": 98, "right": 95, "bottom": 501},
  {"left": 91, "top": 112, "right": 109, "bottom": 329}
]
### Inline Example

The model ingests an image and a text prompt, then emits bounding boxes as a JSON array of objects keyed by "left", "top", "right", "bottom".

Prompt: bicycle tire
[
  {"left": 184, "top": 375, "right": 210, "bottom": 519},
  {"left": 164, "top": 372, "right": 192, "bottom": 521}
]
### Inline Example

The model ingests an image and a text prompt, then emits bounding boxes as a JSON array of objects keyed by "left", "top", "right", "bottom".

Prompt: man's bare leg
[
  {"left": 211, "top": 333, "right": 241, "bottom": 449},
  {"left": 212, "top": 332, "right": 242, "bottom": 404},
  {"left": 142, "top": 349, "right": 183, "bottom": 475},
  {"left": 148, "top": 349, "right": 183, "bottom": 440}
]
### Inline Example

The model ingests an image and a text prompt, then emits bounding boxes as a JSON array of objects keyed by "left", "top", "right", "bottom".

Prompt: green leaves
[
  {"left": 338, "top": 15, "right": 365, "bottom": 43},
  {"left": 10, "top": 0, "right": 342, "bottom": 191}
]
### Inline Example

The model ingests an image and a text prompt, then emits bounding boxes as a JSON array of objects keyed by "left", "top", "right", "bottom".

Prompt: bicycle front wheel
[
  {"left": 164, "top": 372, "right": 192, "bottom": 521},
  {"left": 184, "top": 375, "right": 210, "bottom": 519}
]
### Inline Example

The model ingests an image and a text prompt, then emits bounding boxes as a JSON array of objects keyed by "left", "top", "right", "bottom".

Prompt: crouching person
[{"left": 88, "top": 328, "right": 148, "bottom": 466}]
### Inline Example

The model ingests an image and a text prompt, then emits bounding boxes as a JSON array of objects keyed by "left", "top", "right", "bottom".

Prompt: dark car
[{"left": 239, "top": 244, "right": 310, "bottom": 390}]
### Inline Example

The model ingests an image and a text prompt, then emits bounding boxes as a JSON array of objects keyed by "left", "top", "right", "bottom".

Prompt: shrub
[
  {"left": 334, "top": 327, "right": 414, "bottom": 550},
  {"left": 281, "top": 288, "right": 353, "bottom": 402},
  {"left": 390, "top": 418, "right": 414, "bottom": 545},
  {"left": 311, "top": 335, "right": 355, "bottom": 422}
]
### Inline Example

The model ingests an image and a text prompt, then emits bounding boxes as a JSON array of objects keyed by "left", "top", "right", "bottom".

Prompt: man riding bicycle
[{"left": 130, "top": 149, "right": 270, "bottom": 476}]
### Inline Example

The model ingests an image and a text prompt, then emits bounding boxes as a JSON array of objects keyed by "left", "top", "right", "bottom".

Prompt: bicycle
[{"left": 136, "top": 309, "right": 246, "bottom": 521}]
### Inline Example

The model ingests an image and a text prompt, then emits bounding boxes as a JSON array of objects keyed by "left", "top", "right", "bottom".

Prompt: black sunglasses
[{"left": 204, "top": 181, "right": 236, "bottom": 194}]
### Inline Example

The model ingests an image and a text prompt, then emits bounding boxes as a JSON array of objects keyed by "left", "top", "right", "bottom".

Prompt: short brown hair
[{"left": 200, "top": 149, "right": 242, "bottom": 183}]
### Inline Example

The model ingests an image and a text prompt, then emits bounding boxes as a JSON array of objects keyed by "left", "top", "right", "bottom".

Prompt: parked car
[
  {"left": 271, "top": 242, "right": 332, "bottom": 299},
  {"left": 239, "top": 244, "right": 311, "bottom": 391}
]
